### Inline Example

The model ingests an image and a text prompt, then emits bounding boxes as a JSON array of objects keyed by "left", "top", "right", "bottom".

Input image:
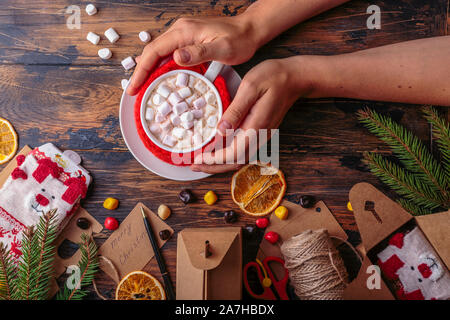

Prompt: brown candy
[
  {"left": 159, "top": 229, "right": 171, "bottom": 241},
  {"left": 76, "top": 217, "right": 90, "bottom": 230}
]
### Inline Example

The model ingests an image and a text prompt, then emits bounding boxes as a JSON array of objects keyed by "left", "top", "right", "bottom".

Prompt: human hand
[
  {"left": 191, "top": 56, "right": 315, "bottom": 174},
  {"left": 127, "top": 15, "right": 259, "bottom": 96}
]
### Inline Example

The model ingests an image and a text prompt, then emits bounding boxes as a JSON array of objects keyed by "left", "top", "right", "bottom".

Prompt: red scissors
[{"left": 243, "top": 256, "right": 289, "bottom": 300}]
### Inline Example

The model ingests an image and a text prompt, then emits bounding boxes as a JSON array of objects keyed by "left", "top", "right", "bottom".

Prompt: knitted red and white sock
[
  {"left": 0, "top": 144, "right": 90, "bottom": 261},
  {"left": 377, "top": 227, "right": 450, "bottom": 300}
]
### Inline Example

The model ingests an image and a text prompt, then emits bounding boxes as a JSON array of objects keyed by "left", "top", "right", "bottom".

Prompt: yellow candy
[
  {"left": 347, "top": 201, "right": 353, "bottom": 212},
  {"left": 204, "top": 191, "right": 218, "bottom": 205},
  {"left": 103, "top": 197, "right": 119, "bottom": 210},
  {"left": 274, "top": 206, "right": 288, "bottom": 220}
]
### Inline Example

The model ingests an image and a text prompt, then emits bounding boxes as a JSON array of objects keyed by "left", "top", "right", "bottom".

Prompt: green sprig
[{"left": 358, "top": 107, "right": 450, "bottom": 215}]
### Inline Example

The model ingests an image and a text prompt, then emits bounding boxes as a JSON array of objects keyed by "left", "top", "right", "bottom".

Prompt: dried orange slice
[
  {"left": 115, "top": 271, "right": 166, "bottom": 300},
  {"left": 231, "top": 162, "right": 286, "bottom": 216},
  {"left": 0, "top": 118, "right": 18, "bottom": 165}
]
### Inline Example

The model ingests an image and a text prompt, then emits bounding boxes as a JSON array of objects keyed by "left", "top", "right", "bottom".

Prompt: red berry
[
  {"left": 104, "top": 217, "right": 119, "bottom": 230},
  {"left": 256, "top": 218, "right": 269, "bottom": 229},
  {"left": 264, "top": 231, "right": 279, "bottom": 244}
]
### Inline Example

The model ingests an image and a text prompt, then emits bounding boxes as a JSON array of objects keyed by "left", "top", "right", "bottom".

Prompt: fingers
[
  {"left": 173, "top": 39, "right": 229, "bottom": 66},
  {"left": 217, "top": 79, "right": 260, "bottom": 135},
  {"left": 127, "top": 30, "right": 188, "bottom": 96}
]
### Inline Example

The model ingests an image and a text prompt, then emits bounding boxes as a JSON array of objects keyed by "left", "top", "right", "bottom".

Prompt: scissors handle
[
  {"left": 243, "top": 262, "right": 277, "bottom": 300},
  {"left": 263, "top": 256, "right": 290, "bottom": 300}
]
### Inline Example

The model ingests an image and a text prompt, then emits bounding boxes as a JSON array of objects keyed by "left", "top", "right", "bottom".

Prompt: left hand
[{"left": 191, "top": 56, "right": 315, "bottom": 174}]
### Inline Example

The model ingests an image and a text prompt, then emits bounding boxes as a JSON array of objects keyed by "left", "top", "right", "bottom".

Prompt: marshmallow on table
[
  {"left": 157, "top": 101, "right": 172, "bottom": 117},
  {"left": 163, "top": 135, "right": 176, "bottom": 147},
  {"left": 121, "top": 79, "right": 129, "bottom": 90},
  {"left": 105, "top": 27, "right": 120, "bottom": 43},
  {"left": 170, "top": 114, "right": 181, "bottom": 126},
  {"left": 173, "top": 102, "right": 188, "bottom": 115},
  {"left": 193, "top": 97, "right": 206, "bottom": 109},
  {"left": 176, "top": 73, "right": 189, "bottom": 87},
  {"left": 204, "top": 91, "right": 216, "bottom": 105},
  {"left": 168, "top": 92, "right": 182, "bottom": 106},
  {"left": 139, "top": 31, "right": 151, "bottom": 43},
  {"left": 145, "top": 108, "right": 155, "bottom": 121},
  {"left": 121, "top": 56, "right": 136, "bottom": 71},
  {"left": 177, "top": 87, "right": 191, "bottom": 99},
  {"left": 172, "top": 127, "right": 186, "bottom": 140},
  {"left": 155, "top": 113, "right": 165, "bottom": 123},
  {"left": 194, "top": 81, "right": 208, "bottom": 94},
  {"left": 98, "top": 48, "right": 112, "bottom": 60},
  {"left": 87, "top": 32, "right": 100, "bottom": 45},
  {"left": 207, "top": 115, "right": 218, "bottom": 128},
  {"left": 86, "top": 4, "right": 97, "bottom": 16},
  {"left": 156, "top": 84, "right": 171, "bottom": 98}
]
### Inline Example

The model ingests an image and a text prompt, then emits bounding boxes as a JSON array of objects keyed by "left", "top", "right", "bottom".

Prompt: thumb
[
  {"left": 216, "top": 81, "right": 259, "bottom": 135},
  {"left": 173, "top": 40, "right": 226, "bottom": 66}
]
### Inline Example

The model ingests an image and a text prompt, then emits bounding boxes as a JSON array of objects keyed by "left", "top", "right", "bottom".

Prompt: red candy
[
  {"left": 256, "top": 218, "right": 269, "bottom": 229},
  {"left": 264, "top": 231, "right": 279, "bottom": 244},
  {"left": 104, "top": 217, "right": 119, "bottom": 230}
]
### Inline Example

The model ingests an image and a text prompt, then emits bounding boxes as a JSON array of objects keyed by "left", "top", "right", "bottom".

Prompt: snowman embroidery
[
  {"left": 377, "top": 227, "right": 450, "bottom": 300},
  {"left": 0, "top": 152, "right": 87, "bottom": 260}
]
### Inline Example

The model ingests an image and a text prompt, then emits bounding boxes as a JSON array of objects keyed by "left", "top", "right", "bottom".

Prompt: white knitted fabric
[
  {"left": 378, "top": 227, "right": 450, "bottom": 300},
  {"left": 0, "top": 146, "right": 89, "bottom": 260}
]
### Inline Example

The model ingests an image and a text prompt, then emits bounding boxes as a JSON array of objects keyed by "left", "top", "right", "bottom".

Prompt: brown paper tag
[{"left": 99, "top": 202, "right": 173, "bottom": 282}]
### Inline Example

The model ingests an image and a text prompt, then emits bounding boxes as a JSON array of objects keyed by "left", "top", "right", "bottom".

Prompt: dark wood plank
[{"left": 0, "top": 0, "right": 448, "bottom": 299}]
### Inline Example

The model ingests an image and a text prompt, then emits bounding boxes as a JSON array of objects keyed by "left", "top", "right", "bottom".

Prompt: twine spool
[{"left": 280, "top": 229, "right": 349, "bottom": 300}]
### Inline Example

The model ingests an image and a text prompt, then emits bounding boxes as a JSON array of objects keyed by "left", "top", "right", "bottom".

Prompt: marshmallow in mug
[{"left": 144, "top": 71, "right": 221, "bottom": 151}]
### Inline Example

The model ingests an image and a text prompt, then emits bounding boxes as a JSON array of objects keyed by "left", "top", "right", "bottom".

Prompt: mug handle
[{"left": 203, "top": 61, "right": 224, "bottom": 83}]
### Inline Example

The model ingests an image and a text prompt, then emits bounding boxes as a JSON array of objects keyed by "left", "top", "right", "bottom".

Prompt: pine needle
[
  {"left": 396, "top": 198, "right": 431, "bottom": 216},
  {"left": 363, "top": 152, "right": 443, "bottom": 210},
  {"left": 0, "top": 243, "right": 16, "bottom": 300},
  {"left": 423, "top": 106, "right": 450, "bottom": 183},
  {"left": 56, "top": 233, "right": 99, "bottom": 300},
  {"left": 12, "top": 209, "right": 58, "bottom": 300},
  {"left": 358, "top": 108, "right": 448, "bottom": 205}
]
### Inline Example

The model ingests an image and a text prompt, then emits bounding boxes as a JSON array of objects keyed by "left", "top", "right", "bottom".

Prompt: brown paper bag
[{"left": 176, "top": 227, "right": 242, "bottom": 300}]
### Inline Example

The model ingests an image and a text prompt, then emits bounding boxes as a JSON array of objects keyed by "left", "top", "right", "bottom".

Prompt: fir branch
[
  {"left": 56, "top": 233, "right": 99, "bottom": 300},
  {"left": 13, "top": 227, "right": 36, "bottom": 300},
  {"left": 0, "top": 243, "right": 16, "bottom": 300},
  {"left": 12, "top": 210, "right": 58, "bottom": 300},
  {"left": 363, "top": 152, "right": 443, "bottom": 210},
  {"left": 396, "top": 198, "right": 431, "bottom": 216},
  {"left": 358, "top": 108, "right": 448, "bottom": 204},
  {"left": 30, "top": 209, "right": 58, "bottom": 300},
  {"left": 423, "top": 106, "right": 450, "bottom": 182}
]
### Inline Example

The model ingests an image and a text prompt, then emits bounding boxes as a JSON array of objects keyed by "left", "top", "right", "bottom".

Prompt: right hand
[{"left": 127, "top": 15, "right": 259, "bottom": 96}]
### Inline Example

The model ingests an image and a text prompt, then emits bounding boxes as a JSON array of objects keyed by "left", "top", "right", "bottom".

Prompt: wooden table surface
[{"left": 0, "top": 0, "right": 448, "bottom": 299}]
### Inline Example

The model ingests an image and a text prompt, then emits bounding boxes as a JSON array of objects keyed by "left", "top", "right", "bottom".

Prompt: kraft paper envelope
[{"left": 176, "top": 227, "right": 242, "bottom": 300}]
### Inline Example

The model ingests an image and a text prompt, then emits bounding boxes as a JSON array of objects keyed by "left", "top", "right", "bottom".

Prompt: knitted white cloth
[
  {"left": 0, "top": 144, "right": 90, "bottom": 260},
  {"left": 378, "top": 226, "right": 450, "bottom": 300}
]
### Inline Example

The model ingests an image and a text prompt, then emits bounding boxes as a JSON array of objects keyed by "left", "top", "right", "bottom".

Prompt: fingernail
[
  {"left": 178, "top": 49, "right": 191, "bottom": 64},
  {"left": 191, "top": 165, "right": 200, "bottom": 172},
  {"left": 217, "top": 120, "right": 232, "bottom": 136}
]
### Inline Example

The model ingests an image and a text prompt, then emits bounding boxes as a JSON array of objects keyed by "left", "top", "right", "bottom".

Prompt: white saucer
[{"left": 119, "top": 65, "right": 242, "bottom": 181}]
